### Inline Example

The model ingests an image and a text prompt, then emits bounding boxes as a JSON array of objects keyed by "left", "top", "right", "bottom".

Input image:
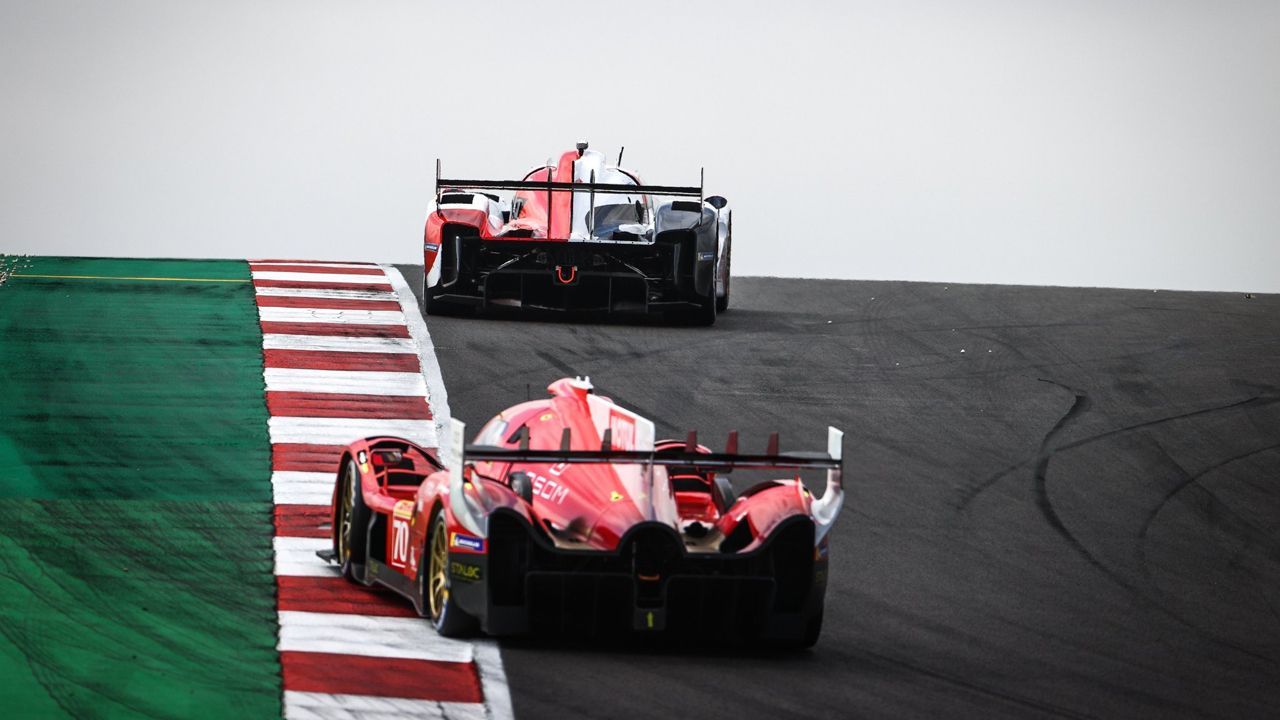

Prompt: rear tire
[
  {"left": 715, "top": 238, "right": 732, "bottom": 314},
  {"left": 420, "top": 507, "right": 478, "bottom": 637},
  {"left": 335, "top": 458, "right": 371, "bottom": 583},
  {"left": 421, "top": 272, "right": 465, "bottom": 317},
  {"left": 800, "top": 600, "right": 824, "bottom": 648}
]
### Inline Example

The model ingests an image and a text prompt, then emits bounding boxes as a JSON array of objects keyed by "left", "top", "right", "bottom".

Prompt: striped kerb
[{"left": 250, "top": 261, "right": 510, "bottom": 719}]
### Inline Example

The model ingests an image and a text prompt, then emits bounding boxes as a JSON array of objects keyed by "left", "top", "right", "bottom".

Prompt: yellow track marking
[{"left": 11, "top": 273, "right": 250, "bottom": 283}]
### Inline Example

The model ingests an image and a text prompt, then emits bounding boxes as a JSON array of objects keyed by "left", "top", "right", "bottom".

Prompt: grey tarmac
[{"left": 400, "top": 266, "right": 1280, "bottom": 720}]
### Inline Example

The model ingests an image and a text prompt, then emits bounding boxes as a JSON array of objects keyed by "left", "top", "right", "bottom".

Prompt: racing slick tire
[
  {"left": 419, "top": 506, "right": 478, "bottom": 638},
  {"left": 715, "top": 237, "right": 732, "bottom": 314},
  {"left": 421, "top": 274, "right": 469, "bottom": 317},
  {"left": 800, "top": 599, "right": 824, "bottom": 649},
  {"left": 335, "top": 458, "right": 372, "bottom": 584}
]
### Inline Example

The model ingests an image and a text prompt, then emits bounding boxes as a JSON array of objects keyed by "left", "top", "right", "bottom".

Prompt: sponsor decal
[
  {"left": 389, "top": 508, "right": 412, "bottom": 571},
  {"left": 698, "top": 251, "right": 716, "bottom": 261},
  {"left": 539, "top": 413, "right": 555, "bottom": 422},
  {"left": 531, "top": 474, "right": 570, "bottom": 504},
  {"left": 392, "top": 500, "right": 414, "bottom": 520},
  {"left": 449, "top": 532, "right": 486, "bottom": 553},
  {"left": 424, "top": 242, "right": 440, "bottom": 252},
  {"left": 357, "top": 450, "right": 370, "bottom": 473},
  {"left": 450, "top": 560, "right": 482, "bottom": 582},
  {"left": 610, "top": 491, "right": 625, "bottom": 502}
]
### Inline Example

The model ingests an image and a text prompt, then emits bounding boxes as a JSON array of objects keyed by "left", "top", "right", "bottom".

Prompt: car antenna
[
  {"left": 587, "top": 169, "right": 596, "bottom": 237},
  {"left": 434, "top": 158, "right": 445, "bottom": 219},
  {"left": 616, "top": 145, "right": 625, "bottom": 166}
]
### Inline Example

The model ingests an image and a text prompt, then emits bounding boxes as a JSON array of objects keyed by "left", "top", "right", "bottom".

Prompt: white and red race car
[{"left": 422, "top": 142, "right": 732, "bottom": 324}]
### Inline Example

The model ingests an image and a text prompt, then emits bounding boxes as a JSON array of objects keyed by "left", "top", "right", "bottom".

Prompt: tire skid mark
[{"left": 1027, "top": 384, "right": 1279, "bottom": 664}]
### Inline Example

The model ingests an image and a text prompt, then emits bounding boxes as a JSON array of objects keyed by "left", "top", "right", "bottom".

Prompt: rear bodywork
[
  {"left": 424, "top": 144, "right": 732, "bottom": 320},
  {"left": 329, "top": 377, "right": 843, "bottom": 645}
]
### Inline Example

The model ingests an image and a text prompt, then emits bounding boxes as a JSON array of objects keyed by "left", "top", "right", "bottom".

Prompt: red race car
[
  {"left": 422, "top": 141, "right": 733, "bottom": 324},
  {"left": 323, "top": 377, "right": 844, "bottom": 646}
]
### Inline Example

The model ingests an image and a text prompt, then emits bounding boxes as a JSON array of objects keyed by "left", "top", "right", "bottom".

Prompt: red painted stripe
[
  {"left": 256, "top": 295, "right": 401, "bottom": 311},
  {"left": 267, "top": 392, "right": 431, "bottom": 419},
  {"left": 273, "top": 443, "right": 346, "bottom": 472},
  {"left": 276, "top": 575, "right": 419, "bottom": 618},
  {"left": 263, "top": 349, "right": 422, "bottom": 373},
  {"left": 281, "top": 651, "right": 483, "bottom": 702},
  {"left": 258, "top": 322, "right": 410, "bottom": 338},
  {"left": 250, "top": 258, "right": 377, "bottom": 265},
  {"left": 274, "top": 504, "right": 332, "bottom": 538},
  {"left": 250, "top": 264, "right": 386, "bottom": 276},
  {"left": 253, "top": 279, "right": 393, "bottom": 292}
]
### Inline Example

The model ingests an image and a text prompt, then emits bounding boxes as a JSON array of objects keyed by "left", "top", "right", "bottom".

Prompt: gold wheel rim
[
  {"left": 427, "top": 517, "right": 449, "bottom": 620},
  {"left": 338, "top": 461, "right": 355, "bottom": 562}
]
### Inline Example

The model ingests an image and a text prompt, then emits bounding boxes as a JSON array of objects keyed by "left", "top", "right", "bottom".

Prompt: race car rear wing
[
  {"left": 435, "top": 159, "right": 707, "bottom": 239},
  {"left": 442, "top": 419, "right": 844, "bottom": 541},
  {"left": 436, "top": 159, "right": 705, "bottom": 199}
]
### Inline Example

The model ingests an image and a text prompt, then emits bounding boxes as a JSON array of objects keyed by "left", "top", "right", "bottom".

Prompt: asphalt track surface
[{"left": 400, "top": 266, "right": 1280, "bottom": 720}]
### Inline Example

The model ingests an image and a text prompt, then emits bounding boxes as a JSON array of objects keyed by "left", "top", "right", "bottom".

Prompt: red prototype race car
[
  {"left": 422, "top": 142, "right": 733, "bottom": 324},
  {"left": 324, "top": 377, "right": 844, "bottom": 646}
]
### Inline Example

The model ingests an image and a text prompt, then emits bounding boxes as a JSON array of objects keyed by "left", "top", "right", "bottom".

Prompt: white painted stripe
[
  {"left": 256, "top": 286, "right": 400, "bottom": 301},
  {"left": 252, "top": 271, "right": 392, "bottom": 285},
  {"left": 386, "top": 266, "right": 517, "bottom": 720},
  {"left": 263, "top": 334, "right": 419, "bottom": 354},
  {"left": 258, "top": 307, "right": 406, "bottom": 326},
  {"left": 384, "top": 266, "right": 453, "bottom": 445},
  {"left": 269, "top": 417, "right": 437, "bottom": 447},
  {"left": 278, "top": 611, "right": 474, "bottom": 663},
  {"left": 273, "top": 471, "right": 334, "bottom": 505},
  {"left": 274, "top": 536, "right": 337, "bottom": 577},
  {"left": 264, "top": 368, "right": 428, "bottom": 396},
  {"left": 472, "top": 640, "right": 514, "bottom": 720},
  {"left": 250, "top": 262, "right": 380, "bottom": 270},
  {"left": 283, "top": 691, "right": 485, "bottom": 720}
]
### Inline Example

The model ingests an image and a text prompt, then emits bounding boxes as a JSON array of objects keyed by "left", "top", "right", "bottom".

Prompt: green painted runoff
[{"left": 0, "top": 256, "right": 281, "bottom": 718}]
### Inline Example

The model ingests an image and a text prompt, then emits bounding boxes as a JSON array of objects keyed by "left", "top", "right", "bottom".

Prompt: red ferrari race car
[
  {"left": 322, "top": 377, "right": 844, "bottom": 647},
  {"left": 422, "top": 142, "right": 733, "bottom": 325}
]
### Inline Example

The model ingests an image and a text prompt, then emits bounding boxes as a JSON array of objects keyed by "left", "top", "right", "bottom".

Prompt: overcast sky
[{"left": 2, "top": 0, "right": 1277, "bottom": 292}]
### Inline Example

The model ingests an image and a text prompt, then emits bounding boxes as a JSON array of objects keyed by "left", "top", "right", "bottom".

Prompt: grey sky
[{"left": 2, "top": 0, "right": 1277, "bottom": 292}]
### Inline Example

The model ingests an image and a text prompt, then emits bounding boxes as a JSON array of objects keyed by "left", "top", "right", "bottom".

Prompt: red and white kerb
[{"left": 252, "top": 260, "right": 511, "bottom": 719}]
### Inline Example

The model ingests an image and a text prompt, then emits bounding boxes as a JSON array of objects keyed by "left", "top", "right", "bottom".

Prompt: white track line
[
  {"left": 263, "top": 368, "right": 428, "bottom": 396},
  {"left": 262, "top": 334, "right": 419, "bottom": 354},
  {"left": 268, "top": 417, "right": 437, "bottom": 447},
  {"left": 472, "top": 641, "right": 514, "bottom": 720},
  {"left": 250, "top": 262, "right": 381, "bottom": 270},
  {"left": 384, "top": 267, "right": 453, "bottom": 445},
  {"left": 272, "top": 471, "right": 335, "bottom": 505},
  {"left": 274, "top": 536, "right": 337, "bottom": 577},
  {"left": 252, "top": 271, "right": 393, "bottom": 285},
  {"left": 283, "top": 692, "right": 487, "bottom": 720},
  {"left": 386, "top": 265, "right": 511, "bottom": 720},
  {"left": 278, "top": 611, "right": 475, "bottom": 663},
  {"left": 258, "top": 307, "right": 407, "bottom": 325},
  {"left": 255, "top": 286, "right": 400, "bottom": 301}
]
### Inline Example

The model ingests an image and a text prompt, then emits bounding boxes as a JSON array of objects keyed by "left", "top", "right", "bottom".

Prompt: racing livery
[
  {"left": 423, "top": 142, "right": 732, "bottom": 324},
  {"left": 323, "top": 377, "right": 844, "bottom": 646}
]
